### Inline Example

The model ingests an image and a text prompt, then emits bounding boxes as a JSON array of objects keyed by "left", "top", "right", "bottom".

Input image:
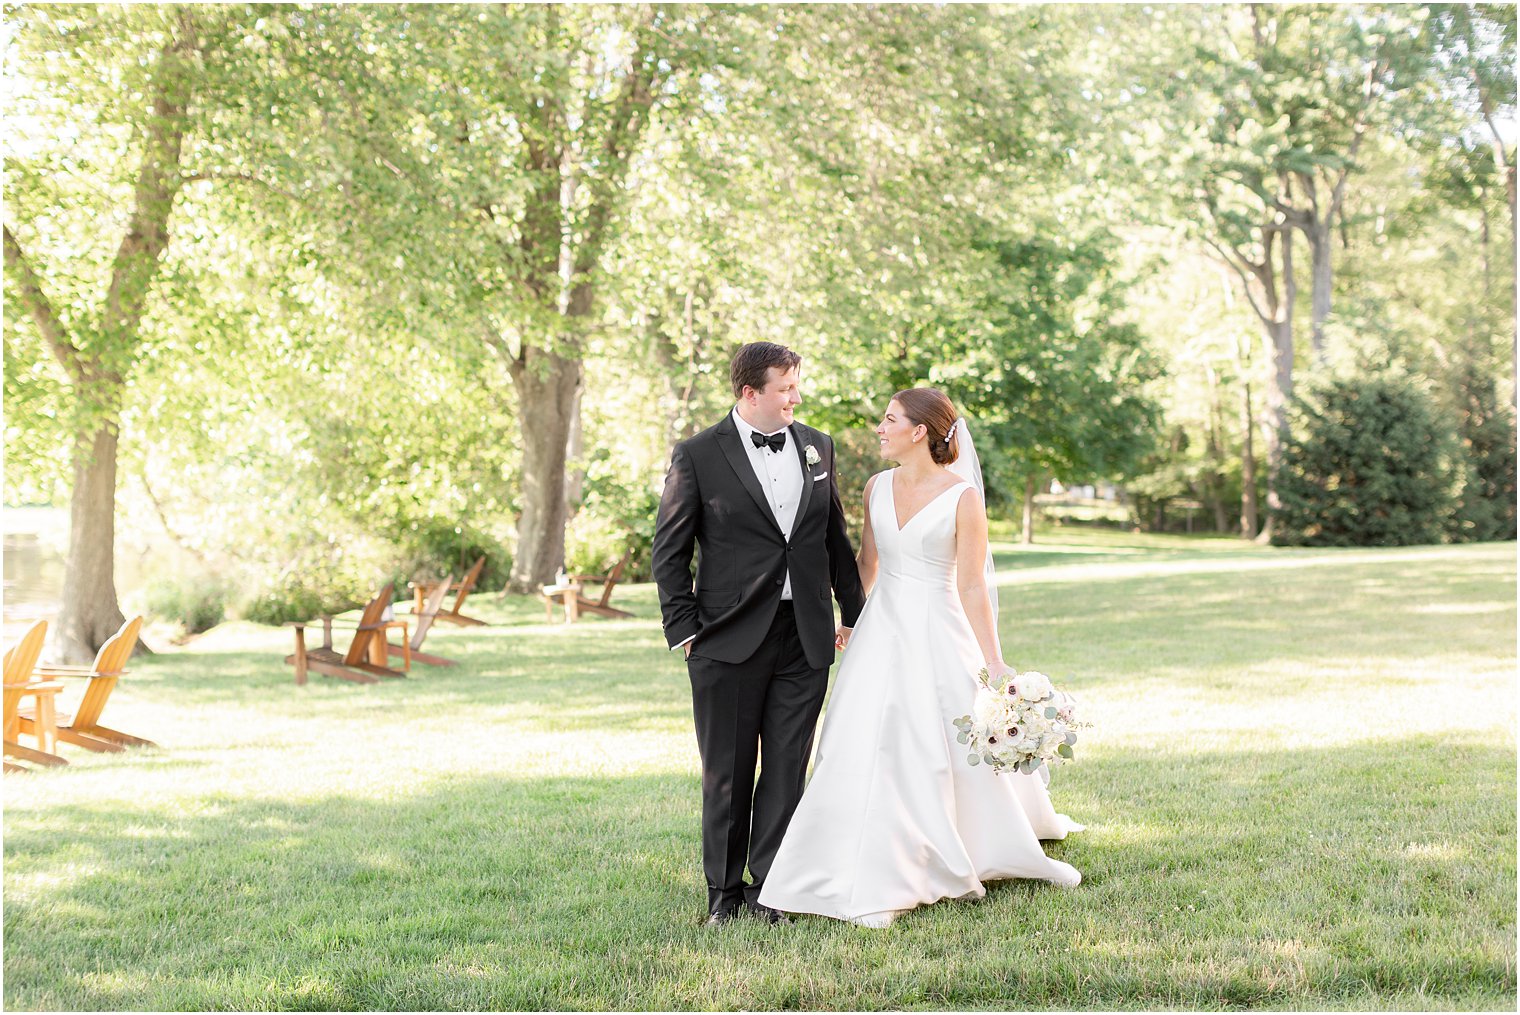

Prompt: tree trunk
[
  {"left": 507, "top": 346, "right": 583, "bottom": 592},
  {"left": 1208, "top": 211, "right": 1296, "bottom": 543},
  {"left": 496, "top": 16, "right": 658, "bottom": 592},
  {"left": 1259, "top": 226, "right": 1296, "bottom": 543},
  {"left": 1482, "top": 180, "right": 1520, "bottom": 410},
  {"left": 1239, "top": 377, "right": 1259, "bottom": 540},
  {"left": 1205, "top": 365, "right": 1230, "bottom": 533},
  {"left": 1020, "top": 474, "right": 1037, "bottom": 545},
  {"left": 53, "top": 421, "right": 129, "bottom": 663},
  {"left": 563, "top": 382, "right": 586, "bottom": 511},
  {"left": 1305, "top": 219, "right": 1332, "bottom": 365}
]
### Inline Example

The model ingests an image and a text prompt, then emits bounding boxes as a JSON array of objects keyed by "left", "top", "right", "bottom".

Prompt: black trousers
[{"left": 686, "top": 601, "right": 829, "bottom": 914}]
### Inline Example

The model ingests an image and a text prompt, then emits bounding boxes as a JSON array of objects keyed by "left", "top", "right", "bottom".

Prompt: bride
[{"left": 757, "top": 386, "right": 1083, "bottom": 928}]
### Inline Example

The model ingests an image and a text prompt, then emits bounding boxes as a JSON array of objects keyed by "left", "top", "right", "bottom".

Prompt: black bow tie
[{"left": 750, "top": 430, "right": 786, "bottom": 454}]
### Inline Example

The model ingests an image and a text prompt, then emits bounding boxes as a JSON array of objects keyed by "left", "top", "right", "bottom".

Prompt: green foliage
[
  {"left": 883, "top": 229, "right": 1164, "bottom": 509},
  {"left": 1450, "top": 360, "right": 1519, "bottom": 542},
  {"left": 1274, "top": 374, "right": 1460, "bottom": 546},
  {"left": 140, "top": 575, "right": 232, "bottom": 635},
  {"left": 1125, "top": 419, "right": 1256, "bottom": 534},
  {"left": 5, "top": 1, "right": 1514, "bottom": 613},
  {"left": 566, "top": 450, "right": 662, "bottom": 580},
  {"left": 804, "top": 221, "right": 1165, "bottom": 514},
  {"left": 397, "top": 521, "right": 509, "bottom": 594},
  {"left": 239, "top": 551, "right": 384, "bottom": 628},
  {"left": 563, "top": 513, "right": 637, "bottom": 582},
  {"left": 829, "top": 429, "right": 888, "bottom": 535}
]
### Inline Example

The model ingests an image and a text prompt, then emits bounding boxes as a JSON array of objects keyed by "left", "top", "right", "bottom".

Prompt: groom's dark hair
[{"left": 731, "top": 342, "right": 803, "bottom": 398}]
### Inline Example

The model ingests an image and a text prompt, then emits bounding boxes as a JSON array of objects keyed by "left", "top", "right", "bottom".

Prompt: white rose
[
  {"left": 1018, "top": 671, "right": 1054, "bottom": 701},
  {"left": 974, "top": 690, "right": 1014, "bottom": 729}
]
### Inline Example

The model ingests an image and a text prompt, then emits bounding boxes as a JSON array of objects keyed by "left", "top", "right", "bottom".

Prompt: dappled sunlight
[
  {"left": 995, "top": 543, "right": 1513, "bottom": 588},
  {"left": 5, "top": 536, "right": 1513, "bottom": 1009},
  {"left": 162, "top": 620, "right": 292, "bottom": 655},
  {"left": 4, "top": 862, "right": 105, "bottom": 904},
  {"left": 1404, "top": 841, "right": 1467, "bottom": 864},
  {"left": 1412, "top": 601, "right": 1513, "bottom": 615},
  {"left": 1086, "top": 655, "right": 1516, "bottom": 749},
  {"left": 73, "top": 971, "right": 159, "bottom": 1001}
]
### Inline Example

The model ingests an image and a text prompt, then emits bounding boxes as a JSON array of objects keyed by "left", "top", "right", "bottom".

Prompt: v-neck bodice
[{"left": 872, "top": 469, "right": 969, "bottom": 588}]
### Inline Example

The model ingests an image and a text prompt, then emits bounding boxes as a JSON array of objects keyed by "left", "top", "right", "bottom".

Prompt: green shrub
[
  {"left": 240, "top": 556, "right": 379, "bottom": 627},
  {"left": 1274, "top": 374, "right": 1459, "bottom": 547},
  {"left": 1449, "top": 361, "right": 1518, "bottom": 543},
  {"left": 569, "top": 450, "right": 661, "bottom": 581},
  {"left": 829, "top": 427, "right": 883, "bottom": 537},
  {"left": 564, "top": 511, "right": 635, "bottom": 578},
  {"left": 397, "top": 518, "right": 509, "bottom": 591},
  {"left": 143, "top": 575, "right": 231, "bottom": 633}
]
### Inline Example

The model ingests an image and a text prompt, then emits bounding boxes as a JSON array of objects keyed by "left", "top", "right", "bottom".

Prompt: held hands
[{"left": 835, "top": 626, "right": 853, "bottom": 652}]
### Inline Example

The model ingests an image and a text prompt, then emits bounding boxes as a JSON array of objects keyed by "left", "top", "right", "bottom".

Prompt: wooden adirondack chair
[
  {"left": 23, "top": 616, "right": 156, "bottom": 753},
  {"left": 411, "top": 555, "right": 487, "bottom": 627},
  {"left": 387, "top": 573, "right": 457, "bottom": 667},
  {"left": 286, "top": 583, "right": 410, "bottom": 685},
  {"left": 4, "top": 620, "right": 67, "bottom": 772},
  {"left": 542, "top": 550, "right": 635, "bottom": 623}
]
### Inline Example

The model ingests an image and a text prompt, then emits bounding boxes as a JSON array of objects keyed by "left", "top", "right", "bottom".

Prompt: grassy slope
[{"left": 3, "top": 533, "right": 1515, "bottom": 1010}]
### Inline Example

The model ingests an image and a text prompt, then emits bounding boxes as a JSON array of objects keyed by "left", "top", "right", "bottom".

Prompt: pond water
[
  {"left": 3, "top": 507, "right": 67, "bottom": 635},
  {"left": 3, "top": 505, "right": 217, "bottom": 640},
  {"left": 1, "top": 507, "right": 173, "bottom": 639}
]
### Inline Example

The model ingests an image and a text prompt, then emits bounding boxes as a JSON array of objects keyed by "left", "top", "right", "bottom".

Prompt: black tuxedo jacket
[{"left": 652, "top": 413, "right": 866, "bottom": 670}]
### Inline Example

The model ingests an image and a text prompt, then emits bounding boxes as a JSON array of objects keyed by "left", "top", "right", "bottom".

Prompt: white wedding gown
[{"left": 758, "top": 469, "right": 1083, "bottom": 927}]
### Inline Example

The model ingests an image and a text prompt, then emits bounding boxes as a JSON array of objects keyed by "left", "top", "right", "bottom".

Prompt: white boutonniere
[{"left": 804, "top": 445, "right": 821, "bottom": 467}]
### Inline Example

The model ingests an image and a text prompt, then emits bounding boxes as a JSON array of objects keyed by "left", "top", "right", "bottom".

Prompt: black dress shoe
[
  {"left": 746, "top": 901, "right": 793, "bottom": 925},
  {"left": 704, "top": 906, "right": 739, "bottom": 928}
]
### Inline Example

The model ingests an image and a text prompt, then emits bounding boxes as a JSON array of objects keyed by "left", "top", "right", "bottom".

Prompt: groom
[{"left": 653, "top": 341, "right": 866, "bottom": 927}]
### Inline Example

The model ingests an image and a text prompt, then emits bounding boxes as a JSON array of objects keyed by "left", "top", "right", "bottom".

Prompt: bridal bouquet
[{"left": 953, "top": 667, "right": 1086, "bottom": 777}]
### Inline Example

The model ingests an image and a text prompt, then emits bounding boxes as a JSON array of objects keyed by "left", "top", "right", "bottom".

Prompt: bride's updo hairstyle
[{"left": 892, "top": 387, "right": 961, "bottom": 466}]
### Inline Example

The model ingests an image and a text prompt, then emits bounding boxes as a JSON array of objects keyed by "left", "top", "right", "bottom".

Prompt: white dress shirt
[
  {"left": 730, "top": 407, "right": 803, "bottom": 601},
  {"left": 673, "top": 407, "right": 804, "bottom": 653}
]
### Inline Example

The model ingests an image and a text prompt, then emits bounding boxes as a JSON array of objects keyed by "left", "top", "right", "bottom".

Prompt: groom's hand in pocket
[
  {"left": 834, "top": 626, "right": 852, "bottom": 651},
  {"left": 683, "top": 642, "right": 693, "bottom": 659}
]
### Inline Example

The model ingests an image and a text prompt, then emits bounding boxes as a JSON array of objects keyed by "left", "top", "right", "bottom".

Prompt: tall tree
[
  {"left": 1428, "top": 3, "right": 1518, "bottom": 402},
  {"left": 4, "top": 4, "right": 372, "bottom": 656},
  {"left": 1250, "top": 5, "right": 1428, "bottom": 362},
  {"left": 1146, "top": 4, "right": 1430, "bottom": 537},
  {"left": 314, "top": 4, "right": 717, "bottom": 592},
  {"left": 5, "top": 6, "right": 202, "bottom": 660}
]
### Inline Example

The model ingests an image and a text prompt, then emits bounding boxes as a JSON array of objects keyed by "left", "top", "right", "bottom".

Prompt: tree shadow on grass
[
  {"left": 996, "top": 552, "right": 1514, "bottom": 681},
  {"left": 86, "top": 546, "right": 1515, "bottom": 765},
  {"left": 134, "top": 609, "right": 690, "bottom": 717},
  {"left": 4, "top": 738, "right": 1514, "bottom": 1011}
]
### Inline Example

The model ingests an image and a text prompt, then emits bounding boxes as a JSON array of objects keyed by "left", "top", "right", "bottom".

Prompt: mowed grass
[{"left": 3, "top": 532, "right": 1515, "bottom": 1011}]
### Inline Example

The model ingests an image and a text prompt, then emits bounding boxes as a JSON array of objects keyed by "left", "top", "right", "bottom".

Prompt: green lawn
[{"left": 4, "top": 533, "right": 1515, "bottom": 1011}]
